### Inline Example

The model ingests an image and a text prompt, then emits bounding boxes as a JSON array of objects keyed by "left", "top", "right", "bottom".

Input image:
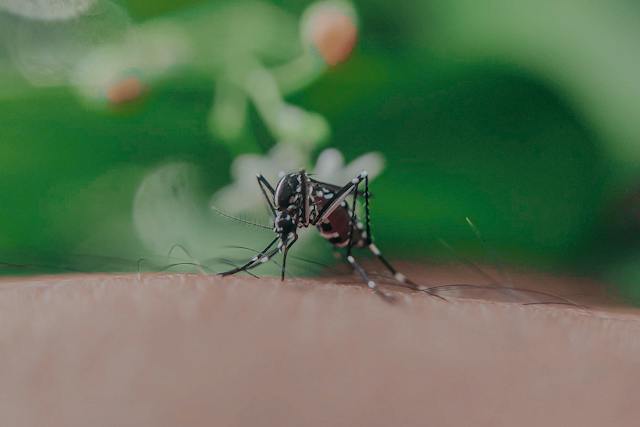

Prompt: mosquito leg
[
  {"left": 218, "top": 237, "right": 279, "bottom": 276},
  {"left": 437, "top": 238, "right": 500, "bottom": 286},
  {"left": 360, "top": 176, "right": 446, "bottom": 301},
  {"left": 280, "top": 249, "right": 289, "bottom": 281},
  {"left": 345, "top": 254, "right": 394, "bottom": 301},
  {"left": 313, "top": 171, "right": 367, "bottom": 225},
  {"left": 281, "top": 235, "right": 298, "bottom": 281},
  {"left": 359, "top": 173, "right": 414, "bottom": 289},
  {"left": 365, "top": 244, "right": 447, "bottom": 301},
  {"left": 346, "top": 179, "right": 360, "bottom": 259},
  {"left": 217, "top": 259, "right": 260, "bottom": 279},
  {"left": 465, "top": 217, "right": 514, "bottom": 287},
  {"left": 364, "top": 174, "right": 372, "bottom": 242},
  {"left": 220, "top": 245, "right": 281, "bottom": 277},
  {"left": 367, "top": 243, "right": 405, "bottom": 282},
  {"left": 221, "top": 245, "right": 281, "bottom": 277},
  {"left": 257, "top": 174, "right": 276, "bottom": 215},
  {"left": 300, "top": 170, "right": 311, "bottom": 226},
  {"left": 221, "top": 245, "right": 319, "bottom": 273}
]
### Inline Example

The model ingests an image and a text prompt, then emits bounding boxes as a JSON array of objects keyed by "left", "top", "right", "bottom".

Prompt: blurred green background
[{"left": 2, "top": 0, "right": 640, "bottom": 300}]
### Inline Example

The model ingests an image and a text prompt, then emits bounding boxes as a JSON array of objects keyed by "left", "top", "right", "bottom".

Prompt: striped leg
[
  {"left": 345, "top": 254, "right": 393, "bottom": 301},
  {"left": 280, "top": 234, "right": 297, "bottom": 281},
  {"left": 219, "top": 237, "right": 279, "bottom": 276},
  {"left": 367, "top": 242, "right": 414, "bottom": 288},
  {"left": 359, "top": 173, "right": 412, "bottom": 287},
  {"left": 367, "top": 241, "right": 446, "bottom": 301},
  {"left": 361, "top": 176, "right": 446, "bottom": 300},
  {"left": 346, "top": 175, "right": 360, "bottom": 259},
  {"left": 256, "top": 174, "right": 276, "bottom": 215},
  {"left": 313, "top": 171, "right": 368, "bottom": 226},
  {"left": 341, "top": 174, "right": 391, "bottom": 300}
]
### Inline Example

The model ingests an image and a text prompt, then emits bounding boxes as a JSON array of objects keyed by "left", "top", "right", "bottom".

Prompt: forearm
[{"left": 1, "top": 272, "right": 638, "bottom": 426}]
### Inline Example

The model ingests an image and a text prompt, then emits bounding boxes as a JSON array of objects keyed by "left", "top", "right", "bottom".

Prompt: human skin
[{"left": 0, "top": 268, "right": 639, "bottom": 426}]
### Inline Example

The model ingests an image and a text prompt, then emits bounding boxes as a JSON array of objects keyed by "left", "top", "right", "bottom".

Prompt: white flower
[
  {"left": 0, "top": 0, "right": 97, "bottom": 20},
  {"left": 211, "top": 143, "right": 306, "bottom": 215},
  {"left": 313, "top": 147, "right": 385, "bottom": 183},
  {"left": 211, "top": 143, "right": 385, "bottom": 215},
  {"left": 71, "top": 21, "right": 192, "bottom": 103}
]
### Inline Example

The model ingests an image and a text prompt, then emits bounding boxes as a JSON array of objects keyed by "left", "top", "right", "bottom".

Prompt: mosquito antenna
[
  {"left": 465, "top": 217, "right": 514, "bottom": 287},
  {"left": 211, "top": 205, "right": 272, "bottom": 230}
]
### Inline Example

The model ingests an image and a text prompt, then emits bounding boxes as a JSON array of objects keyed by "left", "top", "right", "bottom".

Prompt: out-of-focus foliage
[{"left": 1, "top": 0, "right": 640, "bottom": 296}]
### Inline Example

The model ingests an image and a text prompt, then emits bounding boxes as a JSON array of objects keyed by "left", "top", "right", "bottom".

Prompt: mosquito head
[
  {"left": 273, "top": 171, "right": 305, "bottom": 211},
  {"left": 272, "top": 170, "right": 307, "bottom": 252}
]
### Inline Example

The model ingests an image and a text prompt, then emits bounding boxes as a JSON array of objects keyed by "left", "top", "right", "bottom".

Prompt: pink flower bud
[
  {"left": 106, "top": 76, "right": 145, "bottom": 105},
  {"left": 302, "top": 1, "right": 358, "bottom": 67}
]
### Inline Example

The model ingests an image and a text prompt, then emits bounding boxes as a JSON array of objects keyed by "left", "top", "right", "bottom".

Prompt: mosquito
[{"left": 218, "top": 169, "right": 437, "bottom": 300}]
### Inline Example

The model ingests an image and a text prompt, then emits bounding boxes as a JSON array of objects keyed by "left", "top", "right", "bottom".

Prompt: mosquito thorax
[{"left": 274, "top": 211, "right": 297, "bottom": 236}]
